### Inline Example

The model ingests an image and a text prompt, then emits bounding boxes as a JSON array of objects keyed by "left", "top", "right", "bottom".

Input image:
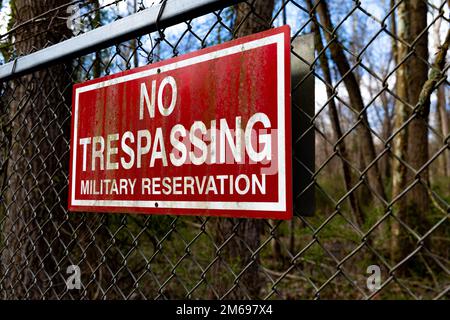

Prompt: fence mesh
[{"left": 0, "top": 0, "right": 449, "bottom": 299}]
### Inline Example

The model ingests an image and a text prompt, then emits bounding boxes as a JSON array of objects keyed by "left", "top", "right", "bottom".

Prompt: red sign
[{"left": 68, "top": 25, "right": 292, "bottom": 219}]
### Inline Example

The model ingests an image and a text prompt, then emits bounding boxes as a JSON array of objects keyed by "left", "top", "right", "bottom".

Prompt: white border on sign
[{"left": 71, "top": 32, "right": 286, "bottom": 212}]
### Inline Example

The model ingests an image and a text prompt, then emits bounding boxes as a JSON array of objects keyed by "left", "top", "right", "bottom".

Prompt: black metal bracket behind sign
[{"left": 291, "top": 33, "right": 315, "bottom": 216}]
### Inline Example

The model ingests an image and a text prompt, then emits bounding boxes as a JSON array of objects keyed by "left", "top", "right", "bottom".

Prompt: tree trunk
[
  {"left": 1, "top": 0, "right": 72, "bottom": 299},
  {"left": 381, "top": 102, "right": 393, "bottom": 179},
  {"left": 437, "top": 86, "right": 449, "bottom": 177},
  {"left": 233, "top": 0, "right": 274, "bottom": 37},
  {"left": 213, "top": 0, "right": 274, "bottom": 299},
  {"left": 433, "top": 19, "right": 450, "bottom": 177},
  {"left": 382, "top": 0, "right": 397, "bottom": 182},
  {"left": 307, "top": 0, "right": 363, "bottom": 225},
  {"left": 315, "top": 0, "right": 386, "bottom": 205},
  {"left": 391, "top": 0, "right": 430, "bottom": 262},
  {"left": 390, "top": 0, "right": 410, "bottom": 262},
  {"left": 405, "top": 0, "right": 429, "bottom": 251}
]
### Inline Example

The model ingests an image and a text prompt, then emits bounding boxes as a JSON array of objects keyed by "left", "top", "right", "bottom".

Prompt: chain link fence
[{"left": 0, "top": 0, "right": 449, "bottom": 299}]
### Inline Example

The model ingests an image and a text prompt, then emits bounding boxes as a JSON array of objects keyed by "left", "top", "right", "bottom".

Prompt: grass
[{"left": 0, "top": 175, "right": 447, "bottom": 299}]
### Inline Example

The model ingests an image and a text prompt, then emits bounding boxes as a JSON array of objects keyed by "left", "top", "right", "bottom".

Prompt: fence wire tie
[{"left": 11, "top": 57, "right": 18, "bottom": 75}]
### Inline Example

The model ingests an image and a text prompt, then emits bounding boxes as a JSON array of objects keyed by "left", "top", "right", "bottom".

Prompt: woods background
[{"left": 0, "top": 0, "right": 449, "bottom": 299}]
